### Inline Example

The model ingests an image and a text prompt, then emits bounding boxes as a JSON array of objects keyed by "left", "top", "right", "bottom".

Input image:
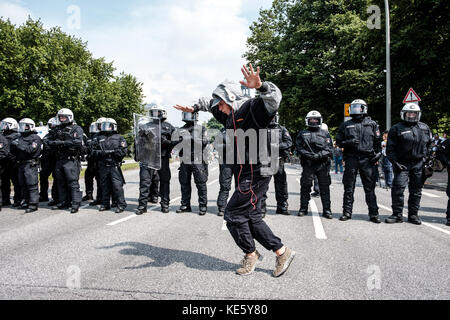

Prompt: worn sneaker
[
  {"left": 273, "top": 247, "right": 296, "bottom": 278},
  {"left": 236, "top": 250, "right": 263, "bottom": 276}
]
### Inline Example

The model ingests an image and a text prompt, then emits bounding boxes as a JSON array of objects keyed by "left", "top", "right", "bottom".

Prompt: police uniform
[
  {"left": 51, "top": 123, "right": 84, "bottom": 212},
  {"left": 386, "top": 121, "right": 432, "bottom": 224},
  {"left": 96, "top": 131, "right": 128, "bottom": 212},
  {"left": 176, "top": 122, "right": 209, "bottom": 215},
  {"left": 11, "top": 132, "right": 42, "bottom": 212},
  {"left": 336, "top": 116, "right": 382, "bottom": 221},
  {"left": 0, "top": 133, "right": 10, "bottom": 211},
  {"left": 296, "top": 127, "right": 333, "bottom": 218},
  {"left": 40, "top": 128, "right": 59, "bottom": 204},
  {"left": 1, "top": 130, "right": 22, "bottom": 207},
  {"left": 437, "top": 138, "right": 450, "bottom": 226}
]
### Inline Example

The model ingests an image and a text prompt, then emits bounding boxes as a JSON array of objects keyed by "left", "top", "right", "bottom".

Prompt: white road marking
[
  {"left": 107, "top": 205, "right": 157, "bottom": 226},
  {"left": 422, "top": 223, "right": 450, "bottom": 236},
  {"left": 208, "top": 179, "right": 220, "bottom": 186},
  {"left": 422, "top": 191, "right": 440, "bottom": 199},
  {"left": 310, "top": 199, "right": 327, "bottom": 240},
  {"left": 222, "top": 220, "right": 228, "bottom": 231}
]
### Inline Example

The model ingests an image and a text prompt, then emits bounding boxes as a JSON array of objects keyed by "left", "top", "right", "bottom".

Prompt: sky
[{"left": 0, "top": 0, "right": 273, "bottom": 127}]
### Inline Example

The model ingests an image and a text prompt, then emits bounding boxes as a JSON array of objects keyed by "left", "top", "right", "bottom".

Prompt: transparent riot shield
[{"left": 133, "top": 113, "right": 161, "bottom": 170}]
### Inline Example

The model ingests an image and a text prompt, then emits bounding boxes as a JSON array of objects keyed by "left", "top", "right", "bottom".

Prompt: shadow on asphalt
[{"left": 99, "top": 242, "right": 273, "bottom": 274}]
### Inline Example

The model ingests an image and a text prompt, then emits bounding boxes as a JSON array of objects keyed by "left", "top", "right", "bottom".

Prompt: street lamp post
[{"left": 385, "top": 0, "right": 391, "bottom": 130}]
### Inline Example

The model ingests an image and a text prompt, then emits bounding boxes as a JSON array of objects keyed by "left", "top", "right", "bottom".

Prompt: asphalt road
[{"left": 0, "top": 160, "right": 448, "bottom": 300}]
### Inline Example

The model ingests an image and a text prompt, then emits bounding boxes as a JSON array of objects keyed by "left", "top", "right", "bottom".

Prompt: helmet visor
[
  {"left": 101, "top": 122, "right": 115, "bottom": 132},
  {"left": 0, "top": 121, "right": 10, "bottom": 132},
  {"left": 350, "top": 104, "right": 367, "bottom": 115},
  {"left": 150, "top": 110, "right": 163, "bottom": 119},
  {"left": 307, "top": 117, "right": 322, "bottom": 127},
  {"left": 19, "top": 123, "right": 32, "bottom": 133},
  {"left": 402, "top": 111, "right": 421, "bottom": 123},
  {"left": 90, "top": 124, "right": 99, "bottom": 133}
]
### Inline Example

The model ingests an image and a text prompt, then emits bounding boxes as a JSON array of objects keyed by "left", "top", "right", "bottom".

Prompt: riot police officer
[
  {"left": 10, "top": 119, "right": 42, "bottom": 213},
  {"left": 95, "top": 118, "right": 127, "bottom": 213},
  {"left": 437, "top": 137, "right": 450, "bottom": 226},
  {"left": 336, "top": 99, "right": 382, "bottom": 223},
  {"left": 0, "top": 131, "right": 10, "bottom": 211},
  {"left": 176, "top": 112, "right": 209, "bottom": 216},
  {"left": 50, "top": 109, "right": 85, "bottom": 214},
  {"left": 216, "top": 127, "right": 234, "bottom": 217},
  {"left": 260, "top": 113, "right": 293, "bottom": 216},
  {"left": 83, "top": 122, "right": 100, "bottom": 203},
  {"left": 385, "top": 104, "right": 432, "bottom": 225},
  {"left": 0, "top": 118, "right": 22, "bottom": 207},
  {"left": 296, "top": 111, "right": 333, "bottom": 219},
  {"left": 40, "top": 117, "right": 59, "bottom": 205},
  {"left": 136, "top": 106, "right": 176, "bottom": 215}
]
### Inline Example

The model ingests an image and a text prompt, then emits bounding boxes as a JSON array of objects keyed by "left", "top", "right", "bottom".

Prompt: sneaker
[
  {"left": 273, "top": 247, "right": 296, "bottom": 278},
  {"left": 236, "top": 250, "right": 263, "bottom": 276}
]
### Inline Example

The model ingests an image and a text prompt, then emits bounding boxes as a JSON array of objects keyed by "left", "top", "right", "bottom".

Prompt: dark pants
[
  {"left": 217, "top": 164, "right": 233, "bottom": 210},
  {"left": 334, "top": 156, "right": 343, "bottom": 174},
  {"left": 39, "top": 158, "right": 58, "bottom": 201},
  {"left": 446, "top": 170, "right": 449, "bottom": 219},
  {"left": 84, "top": 160, "right": 96, "bottom": 197},
  {"left": 342, "top": 156, "right": 379, "bottom": 217},
  {"left": 158, "top": 156, "right": 171, "bottom": 207},
  {"left": 391, "top": 160, "right": 424, "bottom": 217},
  {"left": 18, "top": 162, "right": 39, "bottom": 208},
  {"left": 1, "top": 164, "right": 21, "bottom": 205},
  {"left": 0, "top": 165, "right": 4, "bottom": 205},
  {"left": 313, "top": 175, "right": 320, "bottom": 194},
  {"left": 179, "top": 163, "right": 208, "bottom": 207},
  {"left": 54, "top": 159, "right": 82, "bottom": 208},
  {"left": 149, "top": 171, "right": 160, "bottom": 199},
  {"left": 274, "top": 159, "right": 288, "bottom": 205},
  {"left": 300, "top": 163, "right": 331, "bottom": 212},
  {"left": 138, "top": 165, "right": 157, "bottom": 209},
  {"left": 99, "top": 163, "right": 127, "bottom": 209},
  {"left": 225, "top": 168, "right": 284, "bottom": 254}
]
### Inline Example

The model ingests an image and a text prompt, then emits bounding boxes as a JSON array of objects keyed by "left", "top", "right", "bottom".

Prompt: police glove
[
  {"left": 370, "top": 152, "right": 382, "bottom": 164},
  {"left": 393, "top": 161, "right": 407, "bottom": 171}
]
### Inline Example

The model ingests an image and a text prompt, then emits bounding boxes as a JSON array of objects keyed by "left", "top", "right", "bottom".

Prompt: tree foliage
[
  {"left": 0, "top": 18, "right": 144, "bottom": 134},
  {"left": 245, "top": 0, "right": 449, "bottom": 137}
]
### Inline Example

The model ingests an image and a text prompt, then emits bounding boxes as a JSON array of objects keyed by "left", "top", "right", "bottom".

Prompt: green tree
[
  {"left": 0, "top": 18, "right": 144, "bottom": 135},
  {"left": 245, "top": 0, "right": 449, "bottom": 137}
]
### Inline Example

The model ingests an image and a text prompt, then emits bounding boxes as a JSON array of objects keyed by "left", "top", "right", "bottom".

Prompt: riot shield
[{"left": 133, "top": 113, "right": 161, "bottom": 170}]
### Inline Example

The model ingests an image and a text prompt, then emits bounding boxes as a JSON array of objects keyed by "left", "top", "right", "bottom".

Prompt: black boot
[
  {"left": 217, "top": 207, "right": 225, "bottom": 217},
  {"left": 385, "top": 215, "right": 403, "bottom": 224},
  {"left": 135, "top": 207, "right": 147, "bottom": 215},
  {"left": 89, "top": 200, "right": 101, "bottom": 206},
  {"left": 25, "top": 206, "right": 38, "bottom": 214},
  {"left": 339, "top": 214, "right": 352, "bottom": 222},
  {"left": 161, "top": 206, "right": 169, "bottom": 214},
  {"left": 150, "top": 196, "right": 159, "bottom": 204},
  {"left": 99, "top": 205, "right": 111, "bottom": 212},
  {"left": 70, "top": 207, "right": 79, "bottom": 214},
  {"left": 298, "top": 208, "right": 308, "bottom": 217},
  {"left": 276, "top": 204, "right": 290, "bottom": 216},
  {"left": 176, "top": 205, "right": 191, "bottom": 214},
  {"left": 199, "top": 207, "right": 207, "bottom": 216},
  {"left": 370, "top": 216, "right": 381, "bottom": 224},
  {"left": 408, "top": 215, "right": 422, "bottom": 225},
  {"left": 48, "top": 199, "right": 58, "bottom": 207},
  {"left": 323, "top": 210, "right": 333, "bottom": 220},
  {"left": 115, "top": 207, "right": 125, "bottom": 214},
  {"left": 82, "top": 193, "right": 93, "bottom": 202},
  {"left": 52, "top": 203, "right": 69, "bottom": 211}
]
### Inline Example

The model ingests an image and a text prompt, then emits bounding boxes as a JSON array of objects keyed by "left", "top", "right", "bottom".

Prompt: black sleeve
[
  {"left": 336, "top": 123, "right": 346, "bottom": 148},
  {"left": 386, "top": 127, "right": 398, "bottom": 164},
  {"left": 0, "top": 135, "right": 9, "bottom": 160}
]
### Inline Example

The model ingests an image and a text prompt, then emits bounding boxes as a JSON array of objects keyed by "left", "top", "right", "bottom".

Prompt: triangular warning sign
[{"left": 403, "top": 88, "right": 421, "bottom": 104}]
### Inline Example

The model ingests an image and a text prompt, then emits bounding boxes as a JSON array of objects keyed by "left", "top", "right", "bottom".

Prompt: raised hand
[
  {"left": 240, "top": 64, "right": 263, "bottom": 90},
  {"left": 173, "top": 105, "right": 195, "bottom": 113}
]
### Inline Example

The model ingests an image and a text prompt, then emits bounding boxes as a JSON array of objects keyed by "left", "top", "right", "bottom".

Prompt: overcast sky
[{"left": 0, "top": 0, "right": 273, "bottom": 127}]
